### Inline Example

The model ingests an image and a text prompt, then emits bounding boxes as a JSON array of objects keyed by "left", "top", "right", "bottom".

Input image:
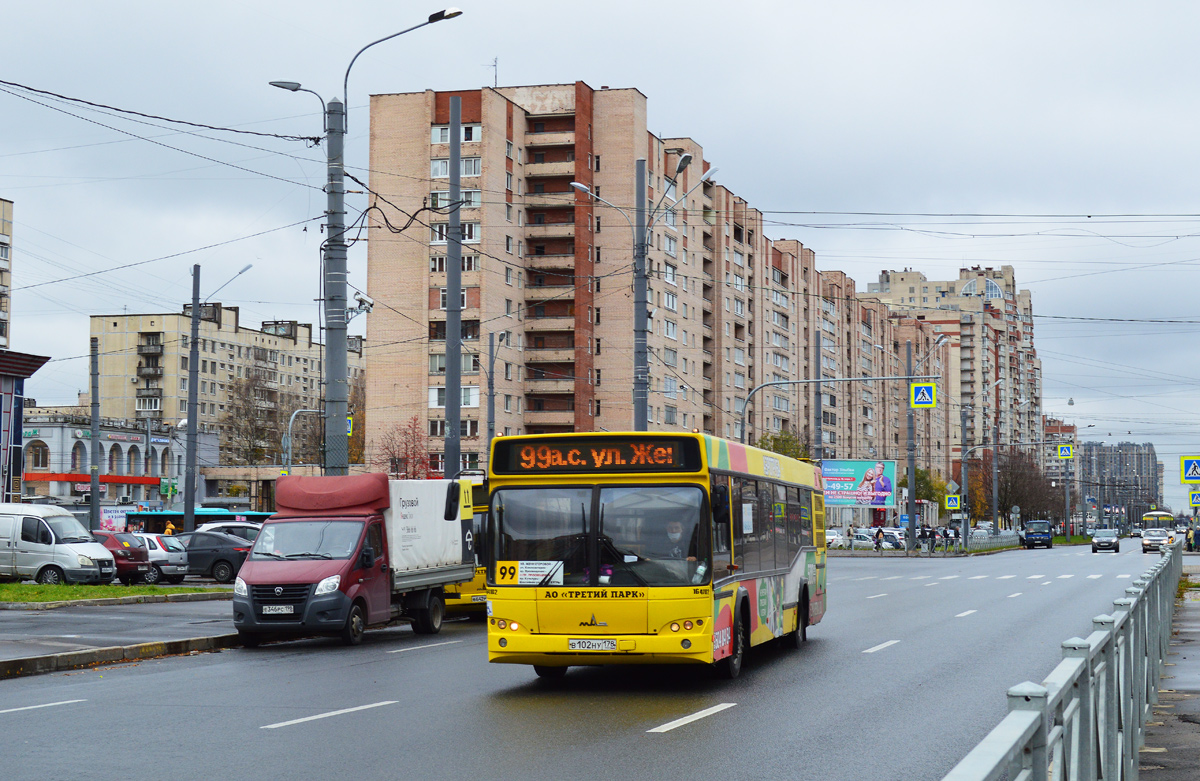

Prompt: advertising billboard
[{"left": 822, "top": 460, "right": 897, "bottom": 507}]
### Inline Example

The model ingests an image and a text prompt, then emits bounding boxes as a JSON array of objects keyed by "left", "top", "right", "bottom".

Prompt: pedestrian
[
  {"left": 1188, "top": 527, "right": 1194, "bottom": 553},
  {"left": 164, "top": 518, "right": 176, "bottom": 536},
  {"left": 874, "top": 527, "right": 884, "bottom": 552}
]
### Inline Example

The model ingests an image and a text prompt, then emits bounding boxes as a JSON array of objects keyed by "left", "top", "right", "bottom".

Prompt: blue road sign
[
  {"left": 910, "top": 383, "right": 936, "bottom": 408},
  {"left": 1057, "top": 444, "right": 1074, "bottom": 459},
  {"left": 945, "top": 495, "right": 961, "bottom": 510},
  {"left": 1191, "top": 492, "right": 1200, "bottom": 508},
  {"left": 1182, "top": 457, "right": 1200, "bottom": 483}
]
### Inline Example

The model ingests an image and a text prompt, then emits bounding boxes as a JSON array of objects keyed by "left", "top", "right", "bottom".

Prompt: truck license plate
[
  {"left": 262, "top": 605, "right": 294, "bottom": 615},
  {"left": 568, "top": 638, "right": 617, "bottom": 651}
]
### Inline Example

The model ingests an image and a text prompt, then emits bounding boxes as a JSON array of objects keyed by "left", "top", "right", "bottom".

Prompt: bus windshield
[{"left": 493, "top": 485, "right": 709, "bottom": 587}]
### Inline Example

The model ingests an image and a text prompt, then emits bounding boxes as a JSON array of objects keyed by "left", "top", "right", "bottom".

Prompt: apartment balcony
[
  {"left": 526, "top": 253, "right": 576, "bottom": 271},
  {"left": 526, "top": 378, "right": 575, "bottom": 394},
  {"left": 135, "top": 387, "right": 162, "bottom": 398},
  {"left": 524, "top": 160, "right": 575, "bottom": 178},
  {"left": 525, "top": 131, "right": 575, "bottom": 147},
  {"left": 523, "top": 409, "right": 575, "bottom": 427},
  {"left": 135, "top": 409, "right": 162, "bottom": 420},
  {"left": 525, "top": 223, "right": 576, "bottom": 240},
  {"left": 137, "top": 344, "right": 164, "bottom": 356},
  {"left": 137, "top": 366, "right": 163, "bottom": 378},
  {"left": 524, "top": 316, "right": 575, "bottom": 332},
  {"left": 525, "top": 285, "right": 575, "bottom": 303},
  {"left": 525, "top": 192, "right": 576, "bottom": 209},
  {"left": 525, "top": 347, "right": 575, "bottom": 362}
]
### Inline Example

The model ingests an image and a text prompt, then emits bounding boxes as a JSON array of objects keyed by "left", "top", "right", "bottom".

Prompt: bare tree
[
  {"left": 371, "top": 416, "right": 430, "bottom": 478},
  {"left": 348, "top": 372, "right": 366, "bottom": 465},
  {"left": 221, "top": 372, "right": 280, "bottom": 465},
  {"left": 276, "top": 390, "right": 322, "bottom": 466}
]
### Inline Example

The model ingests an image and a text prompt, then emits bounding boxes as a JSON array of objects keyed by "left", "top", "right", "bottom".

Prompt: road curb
[
  {"left": 0, "top": 633, "right": 241, "bottom": 680},
  {"left": 0, "top": 591, "right": 233, "bottom": 611}
]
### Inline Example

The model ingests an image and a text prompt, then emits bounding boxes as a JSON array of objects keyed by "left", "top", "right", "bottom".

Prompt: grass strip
[{"left": 0, "top": 583, "right": 213, "bottom": 603}]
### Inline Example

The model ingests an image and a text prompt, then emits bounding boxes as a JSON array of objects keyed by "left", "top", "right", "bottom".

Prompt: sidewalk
[{"left": 1140, "top": 562, "right": 1200, "bottom": 777}]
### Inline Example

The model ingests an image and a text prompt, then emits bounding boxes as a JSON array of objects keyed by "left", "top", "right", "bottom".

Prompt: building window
[
  {"left": 430, "top": 190, "right": 481, "bottom": 208},
  {"left": 431, "top": 124, "right": 481, "bottom": 143},
  {"left": 430, "top": 255, "right": 479, "bottom": 272},
  {"left": 25, "top": 441, "right": 50, "bottom": 470},
  {"left": 505, "top": 236, "right": 514, "bottom": 254},
  {"left": 430, "top": 222, "right": 480, "bottom": 244},
  {"left": 439, "top": 288, "right": 467, "bottom": 310},
  {"left": 431, "top": 157, "right": 481, "bottom": 178},
  {"left": 429, "top": 386, "right": 481, "bottom": 408},
  {"left": 664, "top": 320, "right": 677, "bottom": 339},
  {"left": 664, "top": 264, "right": 677, "bottom": 285},
  {"left": 664, "top": 235, "right": 677, "bottom": 257},
  {"left": 663, "top": 291, "right": 678, "bottom": 311}
]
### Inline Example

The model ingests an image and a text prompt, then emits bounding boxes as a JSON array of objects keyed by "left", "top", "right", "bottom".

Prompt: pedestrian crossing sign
[
  {"left": 1182, "top": 457, "right": 1200, "bottom": 484},
  {"left": 1190, "top": 492, "right": 1200, "bottom": 508},
  {"left": 945, "top": 494, "right": 961, "bottom": 510},
  {"left": 1057, "top": 444, "right": 1073, "bottom": 459},
  {"left": 910, "top": 383, "right": 936, "bottom": 408}
]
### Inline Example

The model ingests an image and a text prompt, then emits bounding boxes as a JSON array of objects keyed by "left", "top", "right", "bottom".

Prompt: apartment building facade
[
  {"left": 866, "top": 266, "right": 1042, "bottom": 462},
  {"left": 0, "top": 198, "right": 12, "bottom": 349},
  {"left": 1077, "top": 440, "right": 1164, "bottom": 520},
  {"left": 91, "top": 304, "right": 363, "bottom": 463}
]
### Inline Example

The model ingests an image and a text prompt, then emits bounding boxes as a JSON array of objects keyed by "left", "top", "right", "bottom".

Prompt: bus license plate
[
  {"left": 569, "top": 638, "right": 616, "bottom": 651},
  {"left": 471, "top": 595, "right": 487, "bottom": 603},
  {"left": 262, "top": 605, "right": 294, "bottom": 615}
]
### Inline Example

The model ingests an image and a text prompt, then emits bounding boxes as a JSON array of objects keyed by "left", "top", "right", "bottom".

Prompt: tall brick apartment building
[{"left": 364, "top": 81, "right": 949, "bottom": 477}]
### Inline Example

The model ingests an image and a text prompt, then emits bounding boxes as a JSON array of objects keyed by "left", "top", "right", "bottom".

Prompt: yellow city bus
[
  {"left": 1140, "top": 510, "right": 1173, "bottom": 532},
  {"left": 484, "top": 432, "right": 826, "bottom": 679},
  {"left": 444, "top": 473, "right": 489, "bottom": 615}
]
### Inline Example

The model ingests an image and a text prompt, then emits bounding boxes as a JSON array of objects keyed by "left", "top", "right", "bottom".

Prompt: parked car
[
  {"left": 880, "top": 529, "right": 906, "bottom": 549},
  {"left": 173, "top": 531, "right": 251, "bottom": 583},
  {"left": 825, "top": 530, "right": 846, "bottom": 549},
  {"left": 91, "top": 531, "right": 152, "bottom": 585},
  {"left": 1091, "top": 528, "right": 1120, "bottom": 553},
  {"left": 1142, "top": 528, "right": 1170, "bottom": 553},
  {"left": 0, "top": 506, "right": 115, "bottom": 584},
  {"left": 134, "top": 533, "right": 189, "bottom": 585},
  {"left": 195, "top": 521, "right": 261, "bottom": 543},
  {"left": 851, "top": 531, "right": 875, "bottom": 549}
]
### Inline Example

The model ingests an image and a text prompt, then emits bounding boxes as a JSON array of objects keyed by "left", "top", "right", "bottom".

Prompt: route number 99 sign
[{"left": 492, "top": 436, "right": 701, "bottom": 475}]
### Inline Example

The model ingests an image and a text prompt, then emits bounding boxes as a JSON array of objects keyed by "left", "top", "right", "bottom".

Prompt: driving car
[
  {"left": 194, "top": 521, "right": 261, "bottom": 542},
  {"left": 1129, "top": 528, "right": 1143, "bottom": 537},
  {"left": 133, "top": 533, "right": 189, "bottom": 584},
  {"left": 91, "top": 531, "right": 152, "bottom": 585},
  {"left": 1091, "top": 528, "right": 1119, "bottom": 553},
  {"left": 173, "top": 531, "right": 251, "bottom": 583},
  {"left": 1023, "top": 520, "right": 1053, "bottom": 549},
  {"left": 1142, "top": 528, "right": 1170, "bottom": 553}
]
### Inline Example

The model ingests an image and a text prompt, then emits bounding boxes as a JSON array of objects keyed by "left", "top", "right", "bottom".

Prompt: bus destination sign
[{"left": 494, "top": 437, "right": 701, "bottom": 475}]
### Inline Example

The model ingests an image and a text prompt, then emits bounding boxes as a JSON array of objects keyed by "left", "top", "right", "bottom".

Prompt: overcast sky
[{"left": 4, "top": 1, "right": 1199, "bottom": 508}]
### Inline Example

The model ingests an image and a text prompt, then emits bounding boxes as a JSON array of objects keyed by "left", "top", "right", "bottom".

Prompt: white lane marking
[
  {"left": 969, "top": 575, "right": 988, "bottom": 580},
  {"left": 924, "top": 582, "right": 939, "bottom": 587},
  {"left": 866, "top": 593, "right": 888, "bottom": 599},
  {"left": 1008, "top": 593, "right": 1022, "bottom": 598},
  {"left": 1087, "top": 575, "right": 1103, "bottom": 579},
  {"left": 881, "top": 576, "right": 903, "bottom": 581},
  {"left": 261, "top": 701, "right": 398, "bottom": 730},
  {"left": 852, "top": 576, "right": 878, "bottom": 581},
  {"left": 997, "top": 575, "right": 1016, "bottom": 580},
  {"left": 1117, "top": 574, "right": 1131, "bottom": 579},
  {"left": 1027, "top": 575, "right": 1045, "bottom": 579},
  {"left": 911, "top": 575, "right": 931, "bottom": 580},
  {"left": 647, "top": 702, "right": 736, "bottom": 733},
  {"left": 0, "top": 699, "right": 87, "bottom": 715},
  {"left": 939, "top": 575, "right": 960, "bottom": 580},
  {"left": 385, "top": 640, "right": 463, "bottom": 654},
  {"left": 1042, "top": 581, "right": 1052, "bottom": 586},
  {"left": 863, "top": 640, "right": 900, "bottom": 654},
  {"left": 956, "top": 610, "right": 977, "bottom": 618},
  {"left": 1057, "top": 575, "right": 1074, "bottom": 579}
]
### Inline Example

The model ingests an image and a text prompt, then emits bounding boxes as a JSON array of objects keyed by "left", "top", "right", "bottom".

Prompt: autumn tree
[
  {"left": 755, "top": 430, "right": 811, "bottom": 461},
  {"left": 371, "top": 416, "right": 430, "bottom": 478},
  {"left": 348, "top": 373, "right": 366, "bottom": 465}
]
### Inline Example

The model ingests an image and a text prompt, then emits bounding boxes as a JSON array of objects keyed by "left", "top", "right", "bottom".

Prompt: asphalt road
[{"left": 0, "top": 546, "right": 1164, "bottom": 781}]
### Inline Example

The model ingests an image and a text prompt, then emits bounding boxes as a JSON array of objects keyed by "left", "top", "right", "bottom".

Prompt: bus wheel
[
  {"left": 534, "top": 665, "right": 567, "bottom": 680},
  {"left": 716, "top": 608, "right": 745, "bottom": 679},
  {"left": 789, "top": 590, "right": 809, "bottom": 649}
]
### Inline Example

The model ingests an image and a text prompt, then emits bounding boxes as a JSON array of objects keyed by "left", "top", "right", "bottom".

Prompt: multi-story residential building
[
  {"left": 0, "top": 197, "right": 12, "bottom": 349},
  {"left": 866, "top": 266, "right": 1042, "bottom": 464},
  {"left": 1042, "top": 416, "right": 1079, "bottom": 507},
  {"left": 90, "top": 304, "right": 363, "bottom": 464},
  {"left": 1077, "top": 440, "right": 1164, "bottom": 520},
  {"left": 364, "top": 81, "right": 953, "bottom": 480}
]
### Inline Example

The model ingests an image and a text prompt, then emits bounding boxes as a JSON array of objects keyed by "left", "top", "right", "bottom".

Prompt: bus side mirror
[
  {"left": 711, "top": 485, "right": 730, "bottom": 526},
  {"left": 444, "top": 481, "right": 461, "bottom": 521}
]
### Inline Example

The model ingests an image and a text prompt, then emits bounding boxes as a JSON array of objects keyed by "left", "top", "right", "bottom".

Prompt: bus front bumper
[{"left": 487, "top": 631, "right": 713, "bottom": 666}]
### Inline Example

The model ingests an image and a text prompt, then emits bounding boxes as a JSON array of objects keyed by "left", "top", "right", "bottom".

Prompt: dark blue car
[{"left": 1023, "top": 520, "right": 1053, "bottom": 549}]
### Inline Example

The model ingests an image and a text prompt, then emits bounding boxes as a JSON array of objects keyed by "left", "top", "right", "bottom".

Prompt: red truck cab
[{"left": 233, "top": 473, "right": 471, "bottom": 647}]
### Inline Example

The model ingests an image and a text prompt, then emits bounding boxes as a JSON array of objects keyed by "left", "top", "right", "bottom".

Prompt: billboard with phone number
[{"left": 821, "top": 460, "right": 897, "bottom": 507}]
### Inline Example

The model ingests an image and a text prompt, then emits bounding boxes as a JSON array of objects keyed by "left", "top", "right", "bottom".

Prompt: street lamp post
[
  {"left": 904, "top": 335, "right": 945, "bottom": 551},
  {"left": 270, "top": 8, "right": 462, "bottom": 475},
  {"left": 572, "top": 161, "right": 715, "bottom": 431}
]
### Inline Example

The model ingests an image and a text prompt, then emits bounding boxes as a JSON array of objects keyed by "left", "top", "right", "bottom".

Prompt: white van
[{"left": 0, "top": 505, "right": 115, "bottom": 585}]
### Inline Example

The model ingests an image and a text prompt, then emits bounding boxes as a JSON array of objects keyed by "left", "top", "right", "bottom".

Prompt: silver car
[{"left": 134, "top": 533, "right": 189, "bottom": 585}]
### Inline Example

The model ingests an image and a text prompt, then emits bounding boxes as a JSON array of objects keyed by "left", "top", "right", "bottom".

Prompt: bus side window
[
  {"left": 798, "top": 488, "right": 813, "bottom": 548},
  {"left": 786, "top": 486, "right": 802, "bottom": 564},
  {"left": 773, "top": 483, "right": 788, "bottom": 571},
  {"left": 732, "top": 478, "right": 754, "bottom": 574},
  {"left": 710, "top": 475, "right": 730, "bottom": 556}
]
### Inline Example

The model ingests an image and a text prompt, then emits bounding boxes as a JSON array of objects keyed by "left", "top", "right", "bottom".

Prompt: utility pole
[
  {"left": 905, "top": 341, "right": 917, "bottom": 551},
  {"left": 1063, "top": 462, "right": 1071, "bottom": 536},
  {"left": 444, "top": 96, "right": 463, "bottom": 476},
  {"left": 323, "top": 97, "right": 349, "bottom": 475},
  {"left": 89, "top": 338, "right": 100, "bottom": 530},
  {"left": 633, "top": 158, "right": 649, "bottom": 431},
  {"left": 813, "top": 331, "right": 822, "bottom": 460},
  {"left": 183, "top": 265, "right": 201, "bottom": 532},
  {"left": 960, "top": 404, "right": 969, "bottom": 551},
  {"left": 487, "top": 332, "right": 505, "bottom": 450},
  {"left": 991, "top": 422, "right": 999, "bottom": 531}
]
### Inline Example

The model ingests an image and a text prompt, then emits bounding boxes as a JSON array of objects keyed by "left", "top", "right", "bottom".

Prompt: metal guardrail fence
[
  {"left": 829, "top": 530, "right": 1019, "bottom": 556},
  {"left": 942, "top": 542, "right": 1183, "bottom": 781},
  {"left": 965, "top": 531, "right": 1020, "bottom": 554}
]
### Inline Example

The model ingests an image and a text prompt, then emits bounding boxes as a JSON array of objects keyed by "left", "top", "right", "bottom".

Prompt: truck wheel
[
  {"left": 211, "top": 560, "right": 234, "bottom": 583},
  {"left": 412, "top": 593, "right": 445, "bottom": 635},
  {"left": 341, "top": 603, "right": 366, "bottom": 646},
  {"left": 37, "top": 566, "right": 64, "bottom": 585},
  {"left": 143, "top": 565, "right": 162, "bottom": 585},
  {"left": 239, "top": 632, "right": 262, "bottom": 649},
  {"left": 534, "top": 665, "right": 567, "bottom": 680},
  {"left": 715, "top": 606, "right": 746, "bottom": 679}
]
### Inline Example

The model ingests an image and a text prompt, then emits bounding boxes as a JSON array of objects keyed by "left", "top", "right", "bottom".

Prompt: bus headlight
[
  {"left": 509, "top": 622, "right": 519, "bottom": 631},
  {"left": 670, "top": 622, "right": 680, "bottom": 632},
  {"left": 497, "top": 619, "right": 507, "bottom": 629},
  {"left": 683, "top": 620, "right": 693, "bottom": 630}
]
